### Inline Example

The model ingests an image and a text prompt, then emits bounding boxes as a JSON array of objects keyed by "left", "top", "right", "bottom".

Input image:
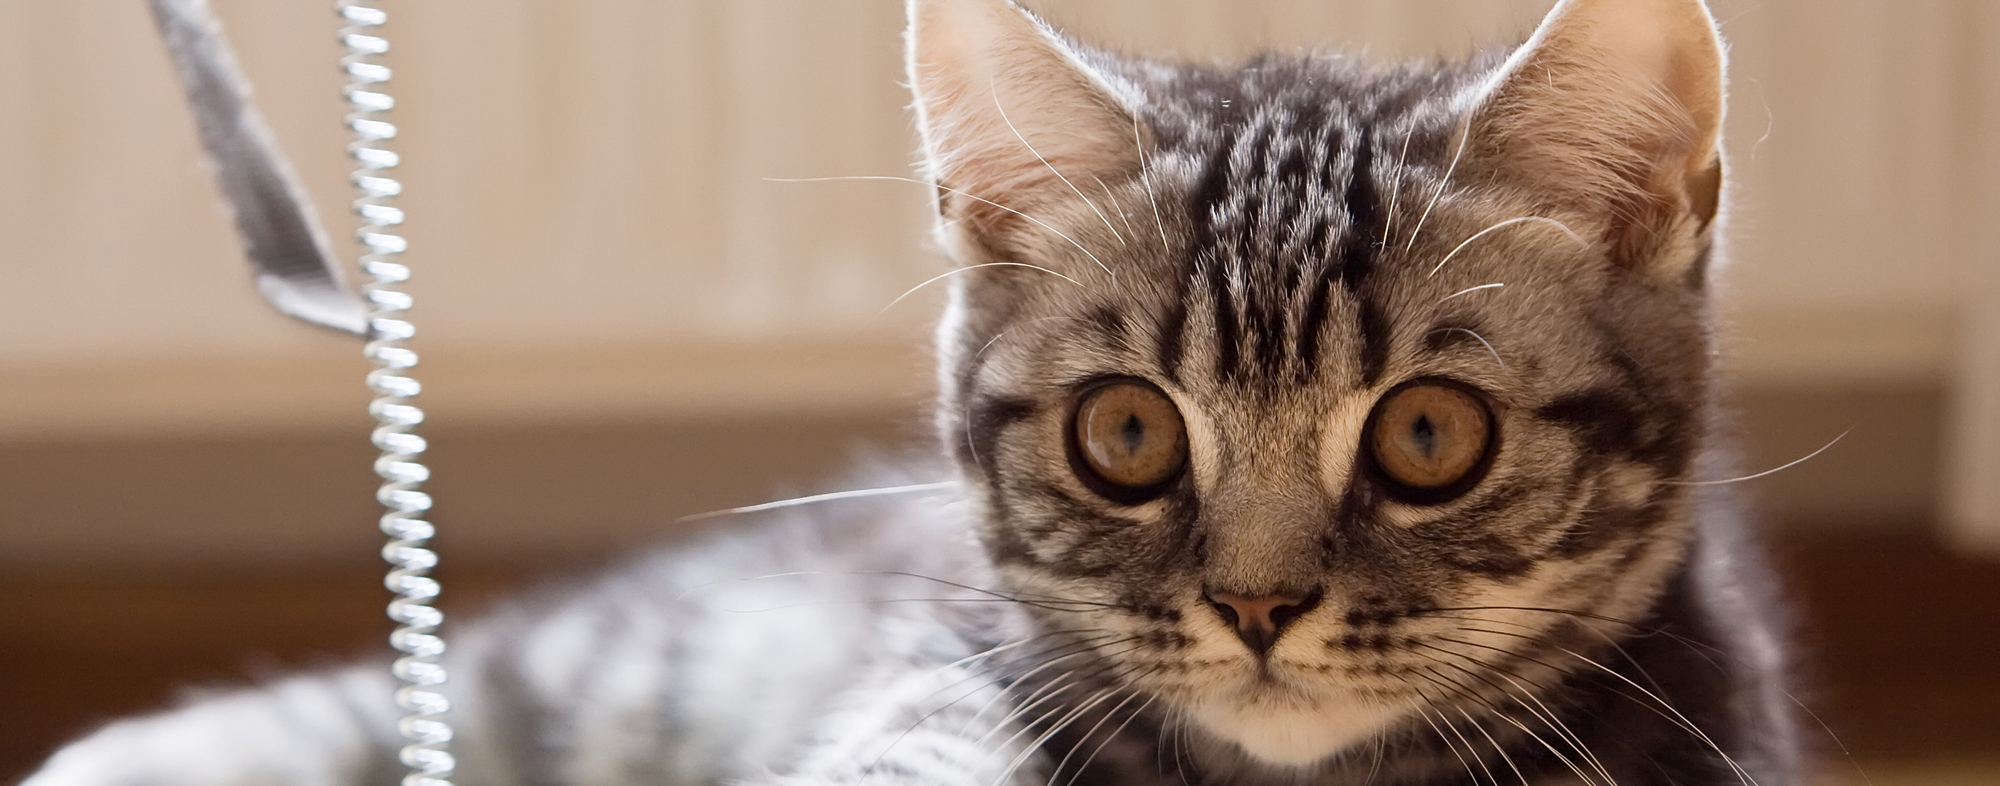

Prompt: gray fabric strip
[{"left": 150, "top": 0, "right": 369, "bottom": 336}]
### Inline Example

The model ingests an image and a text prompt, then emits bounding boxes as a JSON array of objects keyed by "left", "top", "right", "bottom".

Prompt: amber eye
[
  {"left": 1365, "top": 380, "right": 1496, "bottom": 501},
  {"left": 1070, "top": 380, "right": 1188, "bottom": 502}
]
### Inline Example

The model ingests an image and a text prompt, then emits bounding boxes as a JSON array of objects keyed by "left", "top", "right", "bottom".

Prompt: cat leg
[{"left": 21, "top": 667, "right": 403, "bottom": 786}]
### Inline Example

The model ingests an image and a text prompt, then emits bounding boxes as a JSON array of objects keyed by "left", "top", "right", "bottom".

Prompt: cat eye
[
  {"left": 1069, "top": 380, "right": 1188, "bottom": 503},
  {"left": 1364, "top": 380, "right": 1497, "bottom": 503}
]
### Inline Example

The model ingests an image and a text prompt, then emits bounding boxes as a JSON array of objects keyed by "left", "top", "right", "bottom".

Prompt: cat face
[{"left": 910, "top": 0, "right": 1727, "bottom": 766}]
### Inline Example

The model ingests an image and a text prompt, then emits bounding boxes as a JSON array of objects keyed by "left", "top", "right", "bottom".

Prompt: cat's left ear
[
  {"left": 1462, "top": 0, "right": 1726, "bottom": 285},
  {"left": 906, "top": 0, "right": 1141, "bottom": 262}
]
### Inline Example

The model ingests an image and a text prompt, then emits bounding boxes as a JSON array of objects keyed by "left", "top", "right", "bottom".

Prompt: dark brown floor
[{"left": 4, "top": 531, "right": 1997, "bottom": 782}]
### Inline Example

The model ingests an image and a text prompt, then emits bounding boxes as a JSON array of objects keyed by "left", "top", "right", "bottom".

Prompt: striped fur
[{"left": 27, "top": 2, "right": 1801, "bottom": 785}]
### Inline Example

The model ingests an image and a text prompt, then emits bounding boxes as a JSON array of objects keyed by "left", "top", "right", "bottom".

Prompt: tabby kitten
[{"left": 26, "top": 0, "right": 1801, "bottom": 784}]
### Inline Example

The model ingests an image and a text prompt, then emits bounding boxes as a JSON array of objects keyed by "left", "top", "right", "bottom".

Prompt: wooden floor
[{"left": 3, "top": 531, "right": 1996, "bottom": 782}]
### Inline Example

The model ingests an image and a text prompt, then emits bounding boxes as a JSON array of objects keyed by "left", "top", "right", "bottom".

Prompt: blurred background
[{"left": 1, "top": 0, "right": 1996, "bottom": 782}]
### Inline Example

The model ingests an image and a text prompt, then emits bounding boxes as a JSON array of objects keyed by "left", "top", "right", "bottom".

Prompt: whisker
[
  {"left": 861, "top": 674, "right": 1012, "bottom": 784},
  {"left": 1415, "top": 705, "right": 1487, "bottom": 786},
  {"left": 972, "top": 643, "right": 1147, "bottom": 739},
  {"left": 1436, "top": 632, "right": 1757, "bottom": 786},
  {"left": 1166, "top": 704, "right": 1195, "bottom": 786},
  {"left": 676, "top": 481, "right": 960, "bottom": 523},
  {"left": 1414, "top": 648, "right": 1608, "bottom": 786},
  {"left": 934, "top": 630, "right": 1122, "bottom": 679},
  {"left": 1409, "top": 669, "right": 1536, "bottom": 786},
  {"left": 1132, "top": 111, "right": 1171, "bottom": 253},
  {"left": 1411, "top": 605, "right": 1645, "bottom": 630},
  {"left": 879, "top": 262, "right": 1083, "bottom": 315},
  {"left": 1382, "top": 129, "right": 1415, "bottom": 243},
  {"left": 714, "top": 597, "right": 1109, "bottom": 615},
  {"left": 1403, "top": 120, "right": 1471, "bottom": 253},
  {"left": 1428, "top": 326, "right": 1505, "bottom": 368},
  {"left": 1440, "top": 283, "right": 1505, "bottom": 302},
  {"left": 1427, "top": 216, "right": 1586, "bottom": 277},
  {"left": 839, "top": 571, "right": 1123, "bottom": 607},
  {"left": 1549, "top": 643, "right": 1761, "bottom": 786},
  {"left": 975, "top": 316, "right": 1086, "bottom": 361},
  {"left": 1046, "top": 687, "right": 1147, "bottom": 786},
  {"left": 1092, "top": 175, "right": 1142, "bottom": 243},
  {"left": 1061, "top": 693, "right": 1156, "bottom": 786},
  {"left": 862, "top": 634, "right": 1128, "bottom": 782},
  {"left": 996, "top": 83, "right": 1136, "bottom": 250},
  {"left": 988, "top": 671, "right": 1150, "bottom": 786},
  {"left": 1416, "top": 637, "right": 1617, "bottom": 785},
  {"left": 1455, "top": 706, "right": 1531, "bottom": 786},
  {"left": 675, "top": 569, "right": 1119, "bottom": 613},
  {"left": 1662, "top": 427, "right": 1852, "bottom": 486},
  {"left": 1426, "top": 603, "right": 1865, "bottom": 758},
  {"left": 1362, "top": 726, "right": 1387, "bottom": 786},
  {"left": 768, "top": 175, "right": 1115, "bottom": 278},
  {"left": 993, "top": 688, "right": 1121, "bottom": 786}
]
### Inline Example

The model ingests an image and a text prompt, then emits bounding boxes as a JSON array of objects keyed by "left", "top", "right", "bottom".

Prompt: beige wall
[{"left": 1, "top": 1, "right": 1996, "bottom": 562}]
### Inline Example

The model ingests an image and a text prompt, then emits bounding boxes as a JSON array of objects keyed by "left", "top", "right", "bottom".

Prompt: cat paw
[
  {"left": 21, "top": 716, "right": 292, "bottom": 786},
  {"left": 21, "top": 673, "right": 391, "bottom": 786}
]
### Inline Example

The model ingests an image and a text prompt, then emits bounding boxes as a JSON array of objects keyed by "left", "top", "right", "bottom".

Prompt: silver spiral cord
[{"left": 339, "top": 3, "right": 455, "bottom": 784}]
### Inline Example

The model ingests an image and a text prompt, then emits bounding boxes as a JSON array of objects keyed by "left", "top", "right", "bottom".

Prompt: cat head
[{"left": 908, "top": 0, "right": 1726, "bottom": 767}]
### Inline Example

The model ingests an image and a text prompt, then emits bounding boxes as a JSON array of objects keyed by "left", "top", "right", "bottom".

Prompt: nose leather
[{"left": 1204, "top": 587, "right": 1322, "bottom": 655}]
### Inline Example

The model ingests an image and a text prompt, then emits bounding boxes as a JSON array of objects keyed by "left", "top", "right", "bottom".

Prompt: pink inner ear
[
  {"left": 1460, "top": 0, "right": 1726, "bottom": 276},
  {"left": 906, "top": 0, "right": 1141, "bottom": 247}
]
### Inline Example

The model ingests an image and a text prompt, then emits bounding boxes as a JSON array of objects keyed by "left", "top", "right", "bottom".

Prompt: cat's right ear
[
  {"left": 1459, "top": 0, "right": 1726, "bottom": 285},
  {"left": 906, "top": 0, "right": 1141, "bottom": 262}
]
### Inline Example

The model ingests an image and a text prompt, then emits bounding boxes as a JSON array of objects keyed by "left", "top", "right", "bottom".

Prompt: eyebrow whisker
[
  {"left": 1440, "top": 283, "right": 1506, "bottom": 302},
  {"left": 1428, "top": 326, "right": 1506, "bottom": 369}
]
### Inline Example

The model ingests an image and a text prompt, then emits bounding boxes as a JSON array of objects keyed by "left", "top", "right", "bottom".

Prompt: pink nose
[{"left": 1204, "top": 587, "right": 1322, "bottom": 654}]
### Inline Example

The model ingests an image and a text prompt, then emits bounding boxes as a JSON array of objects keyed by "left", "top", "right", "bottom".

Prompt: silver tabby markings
[{"left": 26, "top": 1, "right": 1800, "bottom": 786}]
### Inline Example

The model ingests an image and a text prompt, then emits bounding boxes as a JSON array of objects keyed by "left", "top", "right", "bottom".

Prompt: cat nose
[{"left": 1203, "top": 586, "right": 1323, "bottom": 655}]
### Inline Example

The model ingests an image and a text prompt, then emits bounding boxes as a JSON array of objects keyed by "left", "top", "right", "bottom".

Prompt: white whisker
[
  {"left": 767, "top": 176, "right": 1115, "bottom": 278},
  {"left": 1046, "top": 689, "right": 1146, "bottom": 786},
  {"left": 1428, "top": 217, "right": 1587, "bottom": 277},
  {"left": 1404, "top": 121, "right": 1471, "bottom": 253},
  {"left": 1441, "top": 654, "right": 1617, "bottom": 786},
  {"left": 1552, "top": 645, "right": 1761, "bottom": 786},
  {"left": 1062, "top": 694, "right": 1157, "bottom": 786},
  {"left": 878, "top": 262, "right": 1083, "bottom": 316},
  {"left": 992, "top": 686, "right": 1126, "bottom": 786},
  {"left": 975, "top": 316, "right": 1082, "bottom": 361},
  {"left": 1455, "top": 707, "right": 1530, "bottom": 786},
  {"left": 1382, "top": 129, "right": 1415, "bottom": 243},
  {"left": 1421, "top": 657, "right": 1602, "bottom": 786},
  {"left": 961, "top": 651, "right": 1106, "bottom": 738},
  {"left": 1133, "top": 112, "right": 1171, "bottom": 253},
  {"left": 992, "top": 85, "right": 1128, "bottom": 250},
  {"left": 1430, "top": 327, "right": 1506, "bottom": 368},
  {"left": 1496, "top": 685, "right": 1619, "bottom": 786},
  {"left": 1432, "top": 702, "right": 1500, "bottom": 786},
  {"left": 676, "top": 481, "right": 960, "bottom": 523},
  {"left": 1664, "top": 428, "right": 1852, "bottom": 486},
  {"left": 1441, "top": 283, "right": 1506, "bottom": 302},
  {"left": 1417, "top": 707, "right": 1486, "bottom": 786},
  {"left": 1092, "top": 175, "right": 1141, "bottom": 242}
]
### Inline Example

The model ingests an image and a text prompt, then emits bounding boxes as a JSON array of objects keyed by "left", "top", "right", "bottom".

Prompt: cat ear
[
  {"left": 1462, "top": 0, "right": 1726, "bottom": 284},
  {"left": 906, "top": 0, "right": 1140, "bottom": 259}
]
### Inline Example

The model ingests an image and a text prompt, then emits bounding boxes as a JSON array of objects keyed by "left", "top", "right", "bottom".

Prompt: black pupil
[
  {"left": 1410, "top": 413, "right": 1437, "bottom": 457},
  {"left": 1120, "top": 413, "right": 1146, "bottom": 453}
]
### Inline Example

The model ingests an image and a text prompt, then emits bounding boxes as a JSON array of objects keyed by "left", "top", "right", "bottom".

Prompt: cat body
[{"left": 26, "top": 1, "right": 1801, "bottom": 784}]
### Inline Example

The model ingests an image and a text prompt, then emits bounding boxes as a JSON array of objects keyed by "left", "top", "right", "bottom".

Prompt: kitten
[{"left": 25, "top": 0, "right": 1802, "bottom": 784}]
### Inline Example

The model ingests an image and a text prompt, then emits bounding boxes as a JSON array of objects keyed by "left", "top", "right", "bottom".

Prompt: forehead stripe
[{"left": 1299, "top": 127, "right": 1381, "bottom": 383}]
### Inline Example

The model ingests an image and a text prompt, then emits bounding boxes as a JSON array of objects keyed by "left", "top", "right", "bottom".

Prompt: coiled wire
[{"left": 338, "top": 3, "right": 455, "bottom": 784}]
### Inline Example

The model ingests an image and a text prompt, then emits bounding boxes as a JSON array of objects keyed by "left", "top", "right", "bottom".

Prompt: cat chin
[{"left": 1186, "top": 691, "right": 1391, "bottom": 767}]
